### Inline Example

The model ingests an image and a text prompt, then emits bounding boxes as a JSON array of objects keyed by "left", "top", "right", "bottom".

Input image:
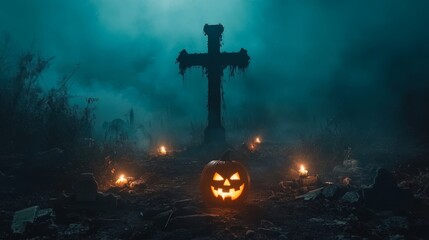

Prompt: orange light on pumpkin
[
  {"left": 159, "top": 145, "right": 167, "bottom": 155},
  {"left": 298, "top": 164, "right": 308, "bottom": 177},
  {"left": 115, "top": 174, "right": 128, "bottom": 187}
]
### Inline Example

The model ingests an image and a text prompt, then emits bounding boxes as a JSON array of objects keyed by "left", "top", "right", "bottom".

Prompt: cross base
[{"left": 204, "top": 126, "right": 225, "bottom": 144}]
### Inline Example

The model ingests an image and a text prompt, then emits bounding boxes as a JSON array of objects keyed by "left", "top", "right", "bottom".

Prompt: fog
[{"left": 1, "top": 0, "right": 428, "bottom": 146}]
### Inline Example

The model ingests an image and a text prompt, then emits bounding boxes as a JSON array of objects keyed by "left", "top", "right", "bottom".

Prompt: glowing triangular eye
[
  {"left": 213, "top": 172, "right": 224, "bottom": 181},
  {"left": 230, "top": 172, "right": 240, "bottom": 180}
]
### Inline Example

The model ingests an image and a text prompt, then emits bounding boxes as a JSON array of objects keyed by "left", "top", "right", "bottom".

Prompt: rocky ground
[{"left": 0, "top": 142, "right": 428, "bottom": 239}]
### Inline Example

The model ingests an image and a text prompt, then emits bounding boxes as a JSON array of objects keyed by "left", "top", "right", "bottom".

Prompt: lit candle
[
  {"left": 298, "top": 164, "right": 308, "bottom": 177},
  {"left": 159, "top": 145, "right": 167, "bottom": 155},
  {"left": 115, "top": 174, "right": 128, "bottom": 187},
  {"left": 255, "top": 137, "right": 261, "bottom": 144},
  {"left": 249, "top": 143, "right": 255, "bottom": 151}
]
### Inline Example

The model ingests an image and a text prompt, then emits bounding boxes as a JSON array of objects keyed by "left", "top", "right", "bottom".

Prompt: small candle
[
  {"left": 115, "top": 174, "right": 128, "bottom": 187},
  {"left": 298, "top": 165, "right": 308, "bottom": 177},
  {"left": 159, "top": 146, "right": 167, "bottom": 155},
  {"left": 255, "top": 137, "right": 261, "bottom": 144},
  {"left": 249, "top": 143, "right": 255, "bottom": 151}
]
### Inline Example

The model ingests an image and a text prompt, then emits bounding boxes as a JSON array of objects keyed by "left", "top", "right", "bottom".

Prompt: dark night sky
[{"left": 1, "top": 0, "right": 429, "bottom": 146}]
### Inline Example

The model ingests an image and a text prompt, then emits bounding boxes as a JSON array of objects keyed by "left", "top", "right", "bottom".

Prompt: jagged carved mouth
[{"left": 210, "top": 184, "right": 245, "bottom": 200}]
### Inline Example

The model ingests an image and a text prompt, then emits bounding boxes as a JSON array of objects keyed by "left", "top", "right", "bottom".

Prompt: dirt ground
[{"left": 1, "top": 142, "right": 428, "bottom": 239}]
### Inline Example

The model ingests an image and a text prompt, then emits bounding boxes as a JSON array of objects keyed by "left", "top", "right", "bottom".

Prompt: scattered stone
[
  {"left": 340, "top": 191, "right": 361, "bottom": 204},
  {"left": 322, "top": 184, "right": 346, "bottom": 200},
  {"left": 245, "top": 230, "right": 256, "bottom": 239},
  {"left": 76, "top": 173, "right": 98, "bottom": 202},
  {"left": 11, "top": 206, "right": 39, "bottom": 234},
  {"left": 96, "top": 192, "right": 121, "bottom": 210},
  {"left": 11, "top": 206, "right": 55, "bottom": 234},
  {"left": 129, "top": 179, "right": 146, "bottom": 190},
  {"left": 333, "top": 159, "right": 362, "bottom": 175},
  {"left": 362, "top": 168, "right": 413, "bottom": 211},
  {"left": 35, "top": 208, "right": 54, "bottom": 221},
  {"left": 295, "top": 187, "right": 323, "bottom": 201}
]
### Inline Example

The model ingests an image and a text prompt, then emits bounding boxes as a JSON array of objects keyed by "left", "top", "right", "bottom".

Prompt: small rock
[
  {"left": 11, "top": 206, "right": 39, "bottom": 234},
  {"left": 322, "top": 185, "right": 346, "bottom": 200},
  {"left": 340, "top": 191, "right": 361, "bottom": 203},
  {"left": 11, "top": 206, "right": 55, "bottom": 235},
  {"left": 96, "top": 192, "right": 121, "bottom": 210},
  {"left": 295, "top": 187, "right": 323, "bottom": 201},
  {"left": 36, "top": 208, "right": 54, "bottom": 220},
  {"left": 75, "top": 173, "right": 98, "bottom": 202},
  {"left": 373, "top": 168, "right": 397, "bottom": 189},
  {"left": 362, "top": 168, "right": 413, "bottom": 211},
  {"left": 245, "top": 230, "right": 256, "bottom": 239},
  {"left": 129, "top": 179, "right": 146, "bottom": 190}
]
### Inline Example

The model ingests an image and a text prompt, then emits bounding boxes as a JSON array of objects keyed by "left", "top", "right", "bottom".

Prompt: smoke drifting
[{"left": 1, "top": 0, "right": 428, "bottom": 145}]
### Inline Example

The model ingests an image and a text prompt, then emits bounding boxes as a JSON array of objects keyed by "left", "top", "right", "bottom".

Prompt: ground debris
[
  {"left": 295, "top": 187, "right": 323, "bottom": 200},
  {"left": 11, "top": 205, "right": 55, "bottom": 235},
  {"left": 167, "top": 213, "right": 218, "bottom": 230},
  {"left": 322, "top": 184, "right": 347, "bottom": 200},
  {"left": 341, "top": 191, "right": 361, "bottom": 204}
]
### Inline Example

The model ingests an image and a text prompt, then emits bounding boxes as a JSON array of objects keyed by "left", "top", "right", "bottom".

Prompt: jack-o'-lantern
[{"left": 200, "top": 150, "right": 250, "bottom": 205}]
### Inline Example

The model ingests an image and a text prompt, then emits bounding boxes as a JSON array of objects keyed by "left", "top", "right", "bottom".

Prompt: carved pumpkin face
[{"left": 200, "top": 150, "right": 250, "bottom": 205}]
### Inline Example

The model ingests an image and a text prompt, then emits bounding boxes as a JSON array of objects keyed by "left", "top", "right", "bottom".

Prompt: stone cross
[{"left": 177, "top": 24, "right": 250, "bottom": 143}]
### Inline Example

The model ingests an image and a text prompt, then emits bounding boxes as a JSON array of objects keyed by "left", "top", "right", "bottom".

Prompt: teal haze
[{"left": 1, "top": 0, "right": 428, "bottom": 146}]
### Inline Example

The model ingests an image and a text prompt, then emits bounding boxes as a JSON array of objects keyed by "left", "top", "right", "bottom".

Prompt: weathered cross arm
[
  {"left": 219, "top": 49, "right": 250, "bottom": 69},
  {"left": 176, "top": 48, "right": 250, "bottom": 75},
  {"left": 176, "top": 50, "right": 209, "bottom": 75}
]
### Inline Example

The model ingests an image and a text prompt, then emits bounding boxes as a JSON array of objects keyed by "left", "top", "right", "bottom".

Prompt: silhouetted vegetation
[{"left": 0, "top": 46, "right": 95, "bottom": 155}]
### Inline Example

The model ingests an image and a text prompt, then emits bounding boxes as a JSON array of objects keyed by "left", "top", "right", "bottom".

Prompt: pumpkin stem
[{"left": 220, "top": 149, "right": 234, "bottom": 161}]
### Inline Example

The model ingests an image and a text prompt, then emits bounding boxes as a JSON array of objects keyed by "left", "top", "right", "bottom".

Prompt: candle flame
[
  {"left": 115, "top": 174, "right": 128, "bottom": 187},
  {"left": 159, "top": 145, "right": 167, "bottom": 155},
  {"left": 255, "top": 137, "right": 261, "bottom": 144},
  {"left": 298, "top": 164, "right": 308, "bottom": 177}
]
